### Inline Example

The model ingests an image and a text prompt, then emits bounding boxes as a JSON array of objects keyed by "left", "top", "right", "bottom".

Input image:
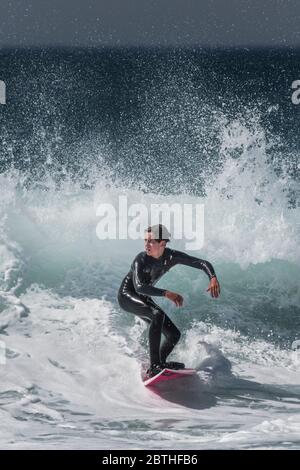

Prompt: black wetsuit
[{"left": 118, "top": 247, "right": 216, "bottom": 366}]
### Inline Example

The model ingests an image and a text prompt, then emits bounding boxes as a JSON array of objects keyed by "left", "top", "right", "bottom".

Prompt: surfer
[{"left": 118, "top": 224, "right": 220, "bottom": 377}]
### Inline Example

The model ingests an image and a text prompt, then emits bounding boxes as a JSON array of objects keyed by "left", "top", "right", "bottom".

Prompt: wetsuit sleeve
[
  {"left": 132, "top": 260, "right": 166, "bottom": 297},
  {"left": 172, "top": 250, "right": 217, "bottom": 280}
]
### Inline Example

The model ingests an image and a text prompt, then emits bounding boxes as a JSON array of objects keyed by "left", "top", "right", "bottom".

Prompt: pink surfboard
[{"left": 143, "top": 368, "right": 197, "bottom": 387}]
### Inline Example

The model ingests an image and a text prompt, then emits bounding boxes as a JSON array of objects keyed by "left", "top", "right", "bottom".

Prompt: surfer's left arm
[
  {"left": 206, "top": 276, "right": 220, "bottom": 298},
  {"left": 172, "top": 250, "right": 220, "bottom": 298}
]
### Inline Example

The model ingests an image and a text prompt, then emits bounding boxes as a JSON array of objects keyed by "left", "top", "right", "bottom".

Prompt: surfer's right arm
[
  {"left": 132, "top": 259, "right": 166, "bottom": 297},
  {"left": 164, "top": 291, "right": 184, "bottom": 307},
  {"left": 132, "top": 253, "right": 183, "bottom": 305}
]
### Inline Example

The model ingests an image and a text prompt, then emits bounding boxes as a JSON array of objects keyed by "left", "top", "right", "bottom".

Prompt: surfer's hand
[
  {"left": 165, "top": 291, "right": 183, "bottom": 307},
  {"left": 206, "top": 277, "right": 220, "bottom": 298}
]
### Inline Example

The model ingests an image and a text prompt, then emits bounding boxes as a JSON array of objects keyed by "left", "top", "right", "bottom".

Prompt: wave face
[{"left": 0, "top": 47, "right": 300, "bottom": 449}]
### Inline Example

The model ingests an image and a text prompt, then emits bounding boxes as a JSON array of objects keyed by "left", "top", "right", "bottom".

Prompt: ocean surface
[{"left": 0, "top": 47, "right": 300, "bottom": 449}]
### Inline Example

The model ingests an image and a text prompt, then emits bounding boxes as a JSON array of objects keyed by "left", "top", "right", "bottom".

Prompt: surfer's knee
[{"left": 151, "top": 308, "right": 164, "bottom": 324}]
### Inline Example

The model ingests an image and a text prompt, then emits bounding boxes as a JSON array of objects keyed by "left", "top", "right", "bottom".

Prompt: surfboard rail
[{"left": 143, "top": 367, "right": 197, "bottom": 387}]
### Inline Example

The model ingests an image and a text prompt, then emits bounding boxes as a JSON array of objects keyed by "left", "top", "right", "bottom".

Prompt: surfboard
[{"left": 143, "top": 368, "right": 197, "bottom": 387}]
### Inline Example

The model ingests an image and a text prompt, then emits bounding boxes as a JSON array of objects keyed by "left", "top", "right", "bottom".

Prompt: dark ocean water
[{"left": 0, "top": 47, "right": 299, "bottom": 195}]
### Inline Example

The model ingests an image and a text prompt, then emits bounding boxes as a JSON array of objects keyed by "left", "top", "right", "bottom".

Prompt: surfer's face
[{"left": 144, "top": 232, "right": 165, "bottom": 258}]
